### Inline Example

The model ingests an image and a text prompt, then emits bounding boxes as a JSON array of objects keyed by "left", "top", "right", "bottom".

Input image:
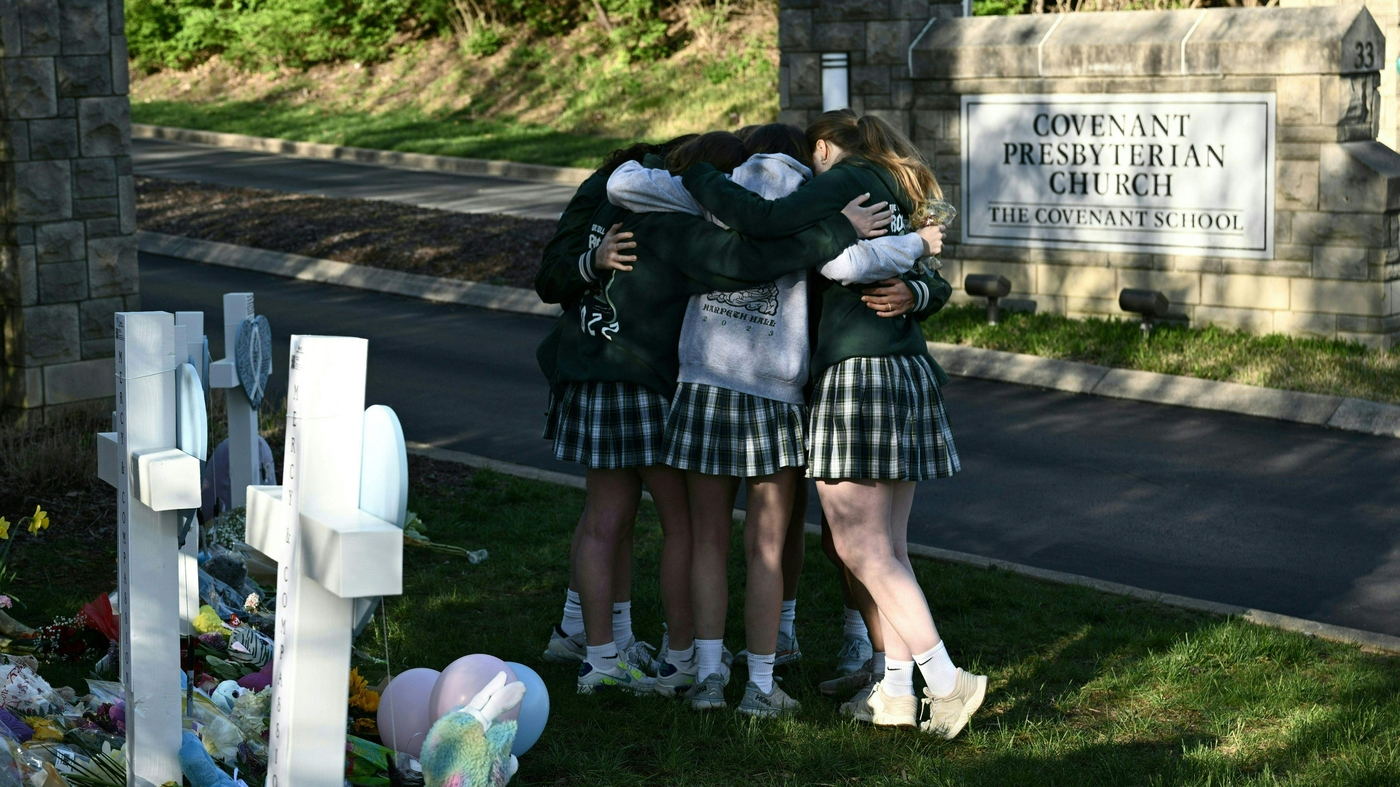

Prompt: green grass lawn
[
  {"left": 351, "top": 457, "right": 1400, "bottom": 786},
  {"left": 925, "top": 303, "right": 1400, "bottom": 405},
  {"left": 132, "top": 100, "right": 636, "bottom": 169}
]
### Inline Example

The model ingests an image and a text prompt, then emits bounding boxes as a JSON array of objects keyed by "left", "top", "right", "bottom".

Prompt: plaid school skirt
[
  {"left": 663, "top": 382, "right": 808, "bottom": 477},
  {"left": 543, "top": 381, "right": 670, "bottom": 469},
  {"left": 808, "top": 355, "right": 960, "bottom": 482}
]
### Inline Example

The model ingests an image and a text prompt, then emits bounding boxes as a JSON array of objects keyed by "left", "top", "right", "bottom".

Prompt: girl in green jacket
[{"left": 680, "top": 110, "right": 987, "bottom": 738}]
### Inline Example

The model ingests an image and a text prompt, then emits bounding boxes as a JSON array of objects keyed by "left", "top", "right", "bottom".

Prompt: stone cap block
[
  {"left": 911, "top": 6, "right": 1384, "bottom": 79},
  {"left": 1319, "top": 141, "right": 1400, "bottom": 213}
]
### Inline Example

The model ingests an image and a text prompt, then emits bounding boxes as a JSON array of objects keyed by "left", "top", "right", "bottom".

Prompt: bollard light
[
  {"left": 965, "top": 274, "right": 1011, "bottom": 325},
  {"left": 1119, "top": 288, "right": 1169, "bottom": 336}
]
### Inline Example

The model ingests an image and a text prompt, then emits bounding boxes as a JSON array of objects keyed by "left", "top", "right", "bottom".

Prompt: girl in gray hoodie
[{"left": 605, "top": 125, "right": 943, "bottom": 716}]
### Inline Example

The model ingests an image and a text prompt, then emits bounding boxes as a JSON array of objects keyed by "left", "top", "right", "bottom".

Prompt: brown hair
[
  {"left": 806, "top": 109, "right": 942, "bottom": 224},
  {"left": 598, "top": 134, "right": 699, "bottom": 178},
  {"left": 665, "top": 131, "right": 748, "bottom": 175},
  {"left": 734, "top": 125, "right": 761, "bottom": 142},
  {"left": 743, "top": 123, "right": 813, "bottom": 170}
]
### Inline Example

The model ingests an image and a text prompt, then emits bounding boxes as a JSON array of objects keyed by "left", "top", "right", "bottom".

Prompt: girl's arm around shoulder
[
  {"left": 536, "top": 173, "right": 609, "bottom": 304},
  {"left": 819, "top": 233, "right": 923, "bottom": 286},
  {"left": 660, "top": 211, "right": 860, "bottom": 291},
  {"left": 606, "top": 161, "right": 704, "bottom": 215},
  {"left": 903, "top": 265, "right": 954, "bottom": 321},
  {"left": 680, "top": 163, "right": 863, "bottom": 239}
]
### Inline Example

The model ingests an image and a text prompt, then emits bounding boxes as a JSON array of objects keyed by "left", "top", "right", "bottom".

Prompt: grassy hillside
[{"left": 130, "top": 1, "right": 778, "bottom": 168}]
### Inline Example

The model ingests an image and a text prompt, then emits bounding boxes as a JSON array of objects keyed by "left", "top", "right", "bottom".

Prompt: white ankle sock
[
  {"left": 871, "top": 651, "right": 886, "bottom": 677},
  {"left": 560, "top": 589, "right": 584, "bottom": 637},
  {"left": 916, "top": 642, "right": 958, "bottom": 697},
  {"left": 612, "top": 601, "right": 633, "bottom": 650},
  {"left": 586, "top": 642, "right": 619, "bottom": 673},
  {"left": 666, "top": 642, "right": 695, "bottom": 667},
  {"left": 843, "top": 607, "right": 868, "bottom": 639},
  {"left": 883, "top": 659, "right": 915, "bottom": 696},
  {"left": 779, "top": 600, "right": 797, "bottom": 639},
  {"left": 695, "top": 639, "right": 724, "bottom": 680},
  {"left": 748, "top": 652, "right": 776, "bottom": 693}
]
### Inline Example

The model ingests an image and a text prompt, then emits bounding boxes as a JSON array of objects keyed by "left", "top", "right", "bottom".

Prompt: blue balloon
[{"left": 504, "top": 662, "right": 549, "bottom": 756}]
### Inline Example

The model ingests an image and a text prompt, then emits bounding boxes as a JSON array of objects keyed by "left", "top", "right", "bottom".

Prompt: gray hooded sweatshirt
[{"left": 607, "top": 154, "right": 924, "bottom": 405}]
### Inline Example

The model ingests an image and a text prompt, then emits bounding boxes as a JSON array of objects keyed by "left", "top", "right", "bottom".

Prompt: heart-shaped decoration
[{"left": 235, "top": 315, "right": 273, "bottom": 409}]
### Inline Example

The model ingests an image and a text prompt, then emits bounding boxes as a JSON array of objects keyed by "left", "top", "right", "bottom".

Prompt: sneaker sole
[
  {"left": 937, "top": 675, "right": 988, "bottom": 740},
  {"left": 655, "top": 681, "right": 695, "bottom": 698},
  {"left": 576, "top": 679, "right": 654, "bottom": 696},
  {"left": 872, "top": 710, "right": 917, "bottom": 728},
  {"left": 736, "top": 704, "right": 798, "bottom": 719},
  {"left": 774, "top": 650, "right": 802, "bottom": 667},
  {"left": 689, "top": 697, "right": 727, "bottom": 711},
  {"left": 543, "top": 646, "right": 584, "bottom": 664}
]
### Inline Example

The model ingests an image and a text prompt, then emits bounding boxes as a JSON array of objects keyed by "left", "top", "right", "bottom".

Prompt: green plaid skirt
[
  {"left": 663, "top": 382, "right": 807, "bottom": 477},
  {"left": 544, "top": 381, "right": 670, "bottom": 469},
  {"left": 808, "top": 355, "right": 960, "bottom": 481}
]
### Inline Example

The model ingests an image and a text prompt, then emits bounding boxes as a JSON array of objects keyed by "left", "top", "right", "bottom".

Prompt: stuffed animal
[{"left": 420, "top": 671, "right": 527, "bottom": 787}]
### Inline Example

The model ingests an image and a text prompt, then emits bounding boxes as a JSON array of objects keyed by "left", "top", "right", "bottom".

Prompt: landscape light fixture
[
  {"left": 1119, "top": 288, "right": 1170, "bottom": 336},
  {"left": 965, "top": 274, "right": 1012, "bottom": 324}
]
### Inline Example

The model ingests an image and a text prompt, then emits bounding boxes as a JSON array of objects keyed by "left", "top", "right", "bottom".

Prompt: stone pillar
[
  {"left": 778, "top": 0, "right": 964, "bottom": 133},
  {"left": 1282, "top": 0, "right": 1400, "bottom": 151},
  {"left": 0, "top": 0, "right": 137, "bottom": 420}
]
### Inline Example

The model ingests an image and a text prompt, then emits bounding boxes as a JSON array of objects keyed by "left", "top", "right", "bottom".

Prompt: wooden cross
[
  {"left": 208, "top": 293, "right": 264, "bottom": 509},
  {"left": 173, "top": 311, "right": 205, "bottom": 637},
  {"left": 95, "top": 312, "right": 203, "bottom": 787},
  {"left": 242, "top": 335, "right": 404, "bottom": 787}
]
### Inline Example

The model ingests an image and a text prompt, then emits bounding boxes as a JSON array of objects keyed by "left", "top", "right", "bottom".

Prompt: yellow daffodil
[
  {"left": 348, "top": 668, "right": 381, "bottom": 714},
  {"left": 27, "top": 506, "right": 48, "bottom": 535},
  {"left": 0, "top": 518, "right": 9, "bottom": 540}
]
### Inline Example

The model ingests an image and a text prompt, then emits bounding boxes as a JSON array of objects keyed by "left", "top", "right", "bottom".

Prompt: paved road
[
  {"left": 141, "top": 252, "right": 1400, "bottom": 637},
  {"left": 134, "top": 137, "right": 578, "bottom": 220}
]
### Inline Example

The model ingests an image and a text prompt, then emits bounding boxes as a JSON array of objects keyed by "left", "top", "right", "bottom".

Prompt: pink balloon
[
  {"left": 429, "top": 655, "right": 518, "bottom": 723},
  {"left": 378, "top": 668, "right": 441, "bottom": 758}
]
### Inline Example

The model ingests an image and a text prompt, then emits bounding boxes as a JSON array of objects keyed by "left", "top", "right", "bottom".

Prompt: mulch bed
[{"left": 136, "top": 177, "right": 558, "bottom": 288}]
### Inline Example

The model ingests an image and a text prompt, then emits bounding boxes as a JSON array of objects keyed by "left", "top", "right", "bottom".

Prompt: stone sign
[{"left": 963, "top": 94, "right": 1277, "bottom": 259}]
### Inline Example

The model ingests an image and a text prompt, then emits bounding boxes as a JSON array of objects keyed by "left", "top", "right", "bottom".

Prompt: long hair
[
  {"left": 806, "top": 109, "right": 941, "bottom": 224},
  {"left": 665, "top": 131, "right": 748, "bottom": 175},
  {"left": 598, "top": 134, "right": 700, "bottom": 179},
  {"left": 743, "top": 123, "right": 813, "bottom": 170}
]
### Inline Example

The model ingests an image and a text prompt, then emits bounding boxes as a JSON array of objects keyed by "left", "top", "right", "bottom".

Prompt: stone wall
[
  {"left": 778, "top": 0, "right": 965, "bottom": 133},
  {"left": 902, "top": 6, "right": 1400, "bottom": 349},
  {"left": 0, "top": 0, "right": 136, "bottom": 419}
]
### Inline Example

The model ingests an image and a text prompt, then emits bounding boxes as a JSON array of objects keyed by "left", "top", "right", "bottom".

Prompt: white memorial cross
[
  {"left": 95, "top": 313, "right": 203, "bottom": 787},
  {"left": 173, "top": 311, "right": 206, "bottom": 636},
  {"left": 209, "top": 293, "right": 265, "bottom": 509},
  {"left": 241, "top": 336, "right": 404, "bottom": 787}
]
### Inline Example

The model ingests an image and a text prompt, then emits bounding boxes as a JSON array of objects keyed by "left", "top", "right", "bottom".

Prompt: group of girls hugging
[{"left": 532, "top": 109, "right": 987, "bottom": 737}]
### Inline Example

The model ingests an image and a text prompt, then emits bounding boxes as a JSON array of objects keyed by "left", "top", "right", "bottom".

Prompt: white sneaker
[
  {"left": 919, "top": 669, "right": 988, "bottom": 739},
  {"left": 687, "top": 671, "right": 729, "bottom": 711},
  {"left": 842, "top": 680, "right": 916, "bottom": 727},
  {"left": 654, "top": 657, "right": 697, "bottom": 698},
  {"left": 835, "top": 634, "right": 872, "bottom": 675},
  {"left": 542, "top": 625, "right": 585, "bottom": 664},
  {"left": 819, "top": 658, "right": 873, "bottom": 697},
  {"left": 838, "top": 683, "right": 875, "bottom": 723},
  {"left": 620, "top": 639, "right": 658, "bottom": 675},
  {"left": 576, "top": 658, "right": 655, "bottom": 695},
  {"left": 736, "top": 681, "right": 800, "bottom": 718},
  {"left": 734, "top": 630, "right": 801, "bottom": 667}
]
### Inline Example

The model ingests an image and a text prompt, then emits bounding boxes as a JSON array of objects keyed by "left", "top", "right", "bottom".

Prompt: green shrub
[{"left": 127, "top": 0, "right": 427, "bottom": 71}]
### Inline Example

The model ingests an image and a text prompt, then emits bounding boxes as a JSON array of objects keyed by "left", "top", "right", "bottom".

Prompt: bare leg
[
  {"left": 780, "top": 480, "right": 807, "bottom": 602},
  {"left": 879, "top": 481, "right": 918, "bottom": 661},
  {"left": 639, "top": 465, "right": 694, "bottom": 650},
  {"left": 688, "top": 472, "right": 741, "bottom": 640},
  {"left": 818, "top": 479, "right": 941, "bottom": 655},
  {"left": 612, "top": 533, "right": 633, "bottom": 604},
  {"left": 576, "top": 469, "right": 644, "bottom": 647},
  {"left": 743, "top": 468, "right": 799, "bottom": 657},
  {"left": 822, "top": 514, "right": 884, "bottom": 653}
]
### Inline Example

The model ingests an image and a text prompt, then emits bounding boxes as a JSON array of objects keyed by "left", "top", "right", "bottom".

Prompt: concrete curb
[
  {"left": 408, "top": 442, "right": 1400, "bottom": 655},
  {"left": 144, "top": 232, "right": 1400, "bottom": 439},
  {"left": 930, "top": 341, "right": 1400, "bottom": 438},
  {"left": 132, "top": 123, "right": 594, "bottom": 187},
  {"left": 139, "top": 232, "right": 562, "bottom": 318}
]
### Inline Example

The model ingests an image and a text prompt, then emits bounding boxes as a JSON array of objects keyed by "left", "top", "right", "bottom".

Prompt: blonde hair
[{"left": 806, "top": 109, "right": 942, "bottom": 225}]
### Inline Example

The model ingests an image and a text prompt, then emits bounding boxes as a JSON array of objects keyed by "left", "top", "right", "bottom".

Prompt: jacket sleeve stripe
[{"left": 578, "top": 250, "right": 598, "bottom": 283}]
